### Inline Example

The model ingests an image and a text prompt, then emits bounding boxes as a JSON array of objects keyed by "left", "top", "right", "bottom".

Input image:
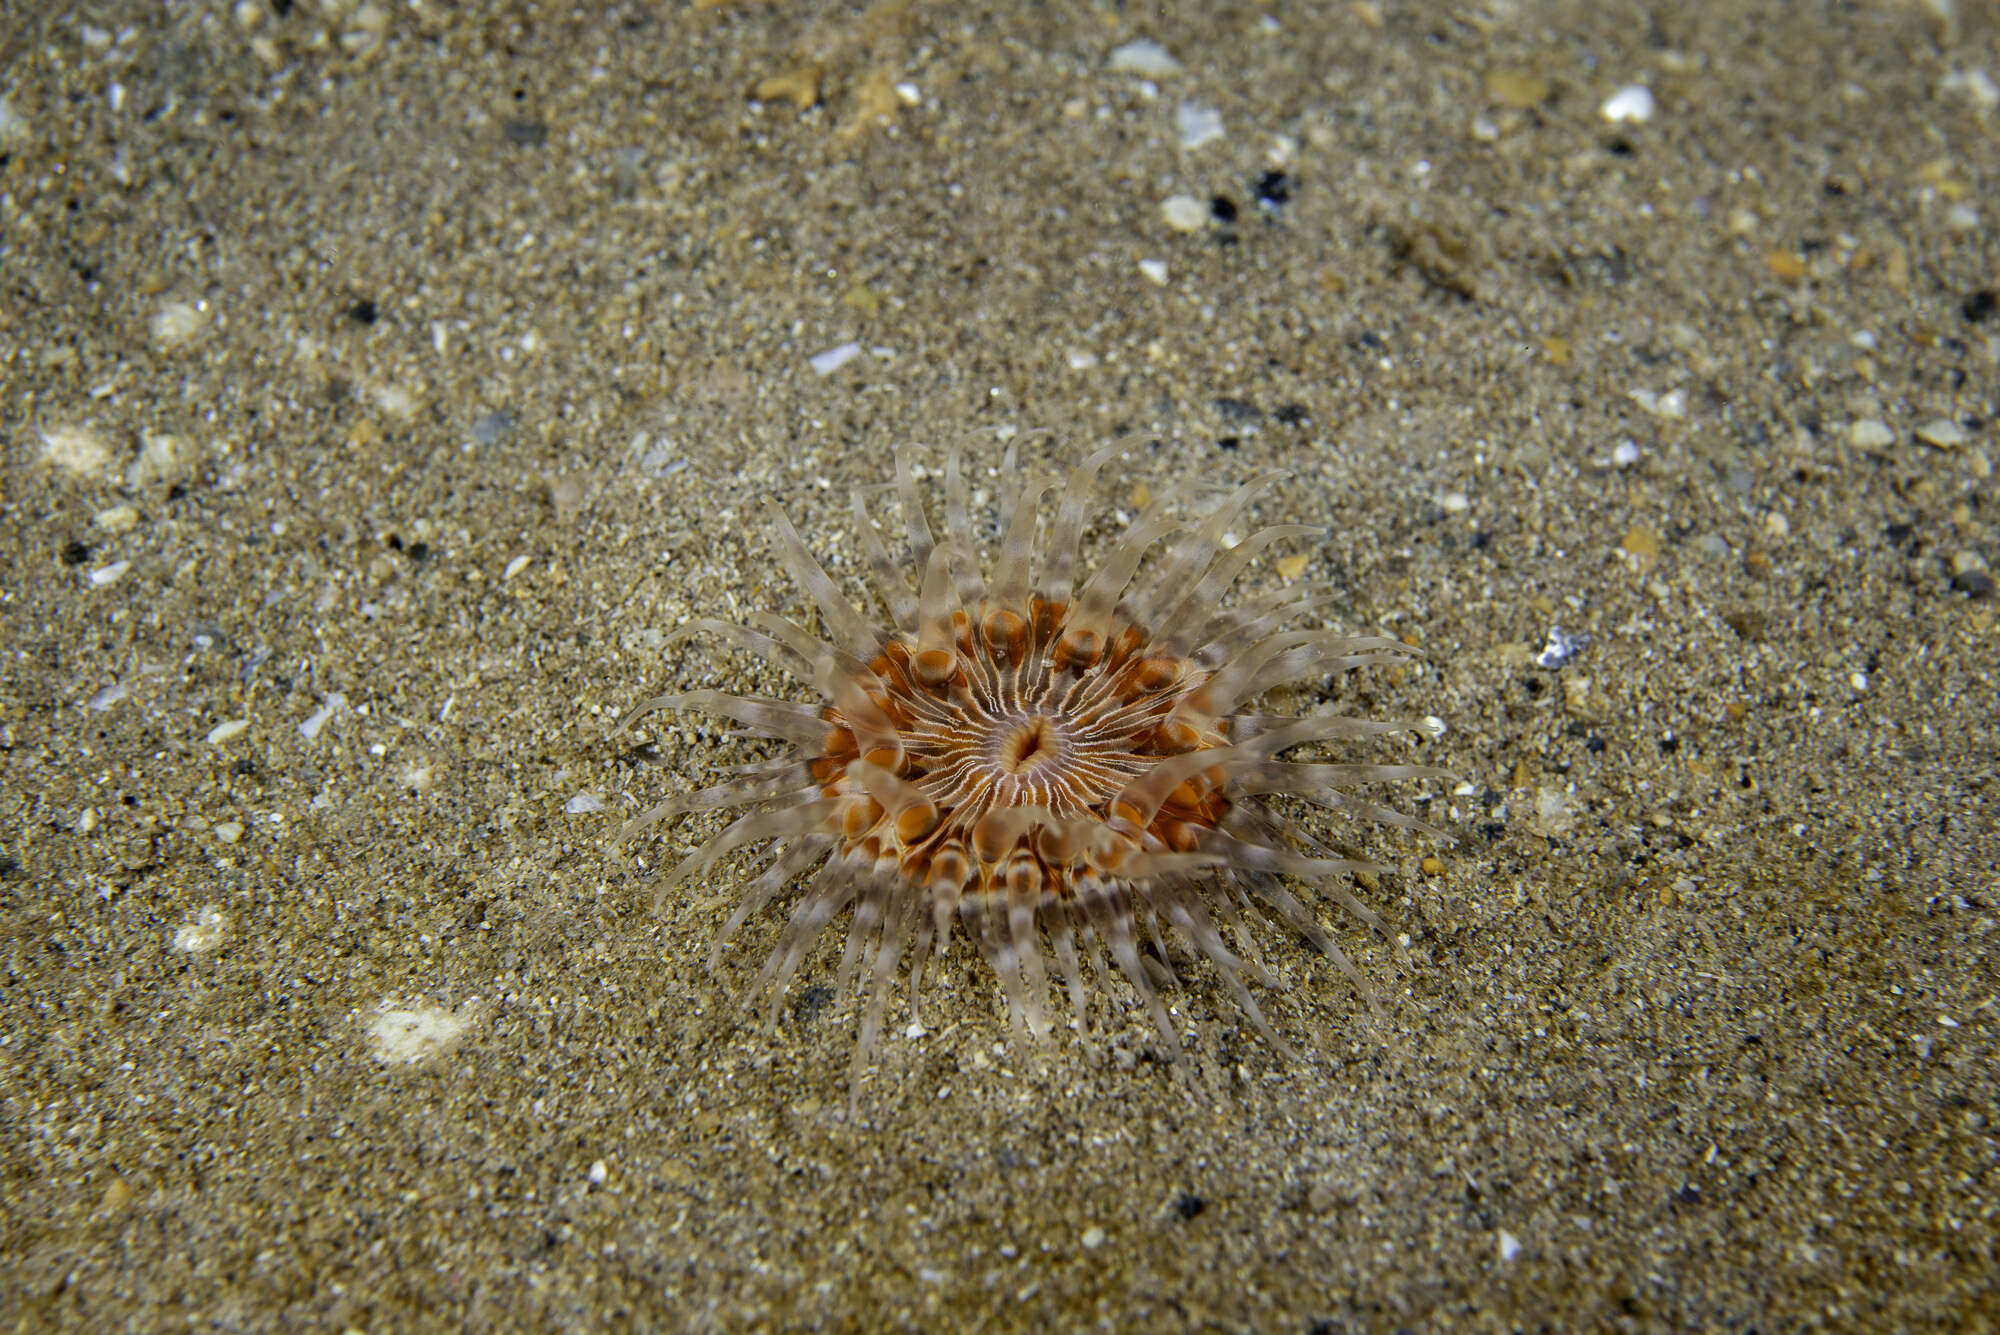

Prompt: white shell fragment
[
  {"left": 1107, "top": 39, "right": 1182, "bottom": 78},
  {"left": 299, "top": 693, "right": 348, "bottom": 741},
  {"left": 809, "top": 341, "right": 862, "bottom": 376},
  {"left": 151, "top": 300, "right": 206, "bottom": 349},
  {"left": 1600, "top": 84, "right": 1656, "bottom": 123},
  {"left": 173, "top": 905, "right": 232, "bottom": 953},
  {"left": 365, "top": 1000, "right": 471, "bottom": 1065},
  {"left": 206, "top": 718, "right": 250, "bottom": 745}
]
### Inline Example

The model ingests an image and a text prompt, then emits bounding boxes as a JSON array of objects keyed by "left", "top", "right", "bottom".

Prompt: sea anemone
[{"left": 620, "top": 444, "right": 1446, "bottom": 1086}]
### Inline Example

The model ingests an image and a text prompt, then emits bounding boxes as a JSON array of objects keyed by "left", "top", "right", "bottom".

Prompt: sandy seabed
[{"left": 3, "top": 2, "right": 1996, "bottom": 1330}]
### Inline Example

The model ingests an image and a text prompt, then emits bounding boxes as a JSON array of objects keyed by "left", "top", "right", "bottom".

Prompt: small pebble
[
  {"left": 94, "top": 504, "right": 140, "bottom": 534},
  {"left": 89, "top": 560, "right": 131, "bottom": 587},
  {"left": 1764, "top": 250, "right": 1808, "bottom": 282},
  {"left": 1486, "top": 72, "right": 1550, "bottom": 109},
  {"left": 1176, "top": 101, "right": 1224, "bottom": 150},
  {"left": 1953, "top": 568, "right": 1994, "bottom": 597},
  {"left": 1943, "top": 67, "right": 2000, "bottom": 112},
  {"left": 1161, "top": 194, "right": 1208, "bottom": 232},
  {"left": 633, "top": 434, "right": 682, "bottom": 479},
  {"left": 754, "top": 66, "right": 821, "bottom": 110},
  {"left": 1138, "top": 258, "right": 1169, "bottom": 286},
  {"left": 1537, "top": 626, "right": 1583, "bottom": 669},
  {"left": 1081, "top": 1227, "right": 1107, "bottom": 1249},
  {"left": 371, "top": 382, "right": 419, "bottom": 422},
  {"left": 1622, "top": 526, "right": 1662, "bottom": 571},
  {"left": 151, "top": 301, "right": 205, "bottom": 349},
  {"left": 40, "top": 425, "right": 112, "bottom": 479},
  {"left": 1440, "top": 491, "right": 1470, "bottom": 513},
  {"left": 1532, "top": 787, "right": 1575, "bottom": 836},
  {"left": 1917, "top": 418, "right": 1968, "bottom": 449},
  {"left": 1613, "top": 440, "right": 1641, "bottom": 467},
  {"left": 128, "top": 430, "right": 186, "bottom": 488},
  {"left": 1850, "top": 419, "right": 1895, "bottom": 449},
  {"left": 1498, "top": 1231, "right": 1523, "bottom": 1262},
  {"left": 1628, "top": 388, "right": 1686, "bottom": 419},
  {"left": 503, "top": 119, "right": 548, "bottom": 147},
  {"left": 471, "top": 411, "right": 513, "bottom": 447},
  {"left": 566, "top": 792, "right": 606, "bottom": 814},
  {"left": 1253, "top": 171, "right": 1290, "bottom": 212},
  {"left": 1600, "top": 84, "right": 1655, "bottom": 123}
]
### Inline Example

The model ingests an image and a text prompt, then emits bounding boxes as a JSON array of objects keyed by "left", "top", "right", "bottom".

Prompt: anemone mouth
[
  {"left": 618, "top": 443, "right": 1450, "bottom": 1094},
  {"left": 995, "top": 714, "right": 1062, "bottom": 776}
]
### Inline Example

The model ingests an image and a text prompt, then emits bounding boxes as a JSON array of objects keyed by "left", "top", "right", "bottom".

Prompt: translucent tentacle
[
  {"left": 642, "top": 798, "right": 842, "bottom": 903},
  {"left": 1042, "top": 443, "right": 1122, "bottom": 603},
  {"left": 762, "top": 500, "right": 884, "bottom": 655},
  {"left": 1150, "top": 525, "right": 1322, "bottom": 658},
  {"left": 1129, "top": 472, "right": 1287, "bottom": 627},
  {"left": 710, "top": 835, "right": 836, "bottom": 962},
  {"left": 896, "top": 448, "right": 936, "bottom": 572},
  {"left": 852, "top": 485, "right": 919, "bottom": 631},
  {"left": 622, "top": 690, "right": 834, "bottom": 748},
  {"left": 990, "top": 457, "right": 1053, "bottom": 615}
]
